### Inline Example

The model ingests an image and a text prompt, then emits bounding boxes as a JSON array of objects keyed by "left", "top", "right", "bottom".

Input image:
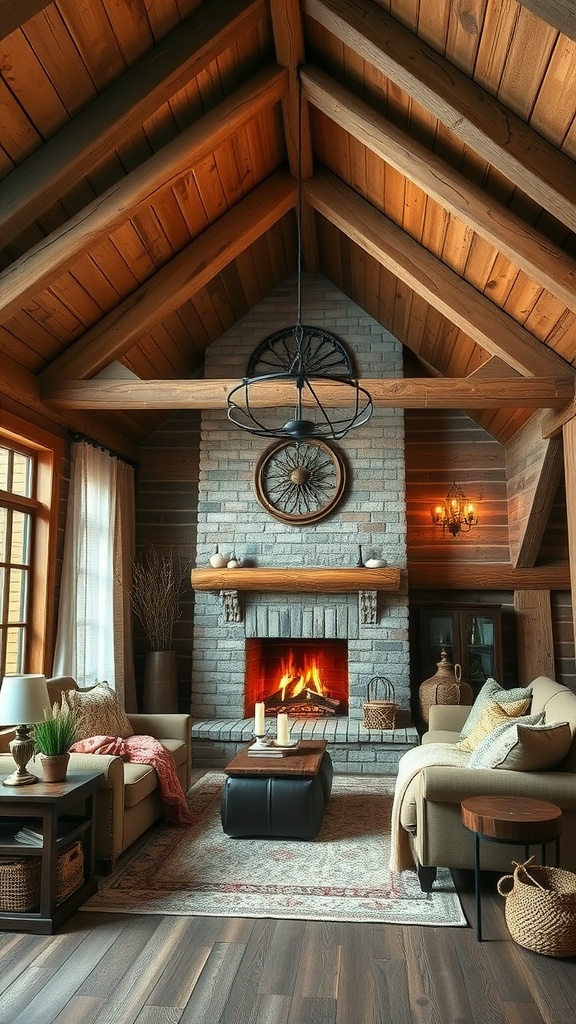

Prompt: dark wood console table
[{"left": 0, "top": 770, "right": 102, "bottom": 933}]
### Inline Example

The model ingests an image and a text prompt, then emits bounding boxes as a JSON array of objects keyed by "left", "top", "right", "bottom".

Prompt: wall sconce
[{"left": 432, "top": 481, "right": 478, "bottom": 537}]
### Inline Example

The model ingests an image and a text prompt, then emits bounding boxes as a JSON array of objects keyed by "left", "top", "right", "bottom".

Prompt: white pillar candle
[
  {"left": 276, "top": 713, "right": 289, "bottom": 746},
  {"left": 254, "top": 702, "right": 265, "bottom": 736}
]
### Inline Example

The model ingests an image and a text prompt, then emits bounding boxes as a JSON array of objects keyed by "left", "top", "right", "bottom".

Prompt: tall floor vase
[{"left": 143, "top": 650, "right": 178, "bottom": 713}]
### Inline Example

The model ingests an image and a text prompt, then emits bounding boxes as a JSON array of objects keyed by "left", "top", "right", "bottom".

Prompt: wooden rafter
[
  {"left": 304, "top": 0, "right": 576, "bottom": 232},
  {"left": 39, "top": 377, "right": 574, "bottom": 410},
  {"left": 0, "top": 66, "right": 287, "bottom": 323},
  {"left": 302, "top": 65, "right": 576, "bottom": 313},
  {"left": 0, "top": 0, "right": 268, "bottom": 245},
  {"left": 518, "top": 0, "right": 576, "bottom": 41},
  {"left": 0, "top": 0, "right": 53, "bottom": 41},
  {"left": 305, "top": 170, "right": 574, "bottom": 378},
  {"left": 40, "top": 172, "right": 297, "bottom": 381},
  {"left": 506, "top": 411, "right": 564, "bottom": 568}
]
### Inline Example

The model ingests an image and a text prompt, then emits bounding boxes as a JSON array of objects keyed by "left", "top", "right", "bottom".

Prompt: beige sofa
[
  {"left": 397, "top": 676, "right": 576, "bottom": 890},
  {"left": 0, "top": 677, "right": 191, "bottom": 868}
]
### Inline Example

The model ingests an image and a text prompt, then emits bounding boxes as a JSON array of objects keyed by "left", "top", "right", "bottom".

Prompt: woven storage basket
[
  {"left": 56, "top": 841, "right": 84, "bottom": 904},
  {"left": 0, "top": 840, "right": 84, "bottom": 913},
  {"left": 363, "top": 676, "right": 397, "bottom": 729},
  {"left": 497, "top": 859, "right": 576, "bottom": 958},
  {"left": 0, "top": 856, "right": 42, "bottom": 912}
]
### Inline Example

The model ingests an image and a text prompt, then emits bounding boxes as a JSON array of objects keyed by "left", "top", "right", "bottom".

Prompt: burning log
[{"left": 266, "top": 689, "right": 341, "bottom": 716}]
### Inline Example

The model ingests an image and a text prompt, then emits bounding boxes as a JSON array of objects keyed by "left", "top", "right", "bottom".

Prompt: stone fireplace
[{"left": 191, "top": 274, "right": 417, "bottom": 771}]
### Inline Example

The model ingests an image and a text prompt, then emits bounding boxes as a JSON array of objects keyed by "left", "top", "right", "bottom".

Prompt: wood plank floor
[{"left": 0, "top": 870, "right": 574, "bottom": 1024}]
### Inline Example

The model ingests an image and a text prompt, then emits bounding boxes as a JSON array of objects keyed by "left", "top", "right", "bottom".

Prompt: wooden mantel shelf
[{"left": 191, "top": 567, "right": 401, "bottom": 594}]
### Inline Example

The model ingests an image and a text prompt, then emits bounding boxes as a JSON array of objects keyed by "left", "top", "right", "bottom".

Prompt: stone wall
[{"left": 192, "top": 273, "right": 409, "bottom": 721}]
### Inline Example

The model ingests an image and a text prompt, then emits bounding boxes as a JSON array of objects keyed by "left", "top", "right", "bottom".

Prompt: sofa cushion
[
  {"left": 468, "top": 718, "right": 572, "bottom": 771},
  {"left": 459, "top": 678, "right": 532, "bottom": 739},
  {"left": 62, "top": 681, "right": 134, "bottom": 742},
  {"left": 457, "top": 698, "right": 532, "bottom": 752}
]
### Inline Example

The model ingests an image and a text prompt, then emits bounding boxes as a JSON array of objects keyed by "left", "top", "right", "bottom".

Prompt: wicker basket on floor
[
  {"left": 498, "top": 859, "right": 576, "bottom": 958},
  {"left": 363, "top": 676, "right": 397, "bottom": 730}
]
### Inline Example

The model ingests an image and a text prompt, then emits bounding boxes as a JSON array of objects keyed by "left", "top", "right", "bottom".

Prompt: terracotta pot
[
  {"left": 40, "top": 752, "right": 70, "bottom": 783},
  {"left": 143, "top": 650, "right": 178, "bottom": 713}
]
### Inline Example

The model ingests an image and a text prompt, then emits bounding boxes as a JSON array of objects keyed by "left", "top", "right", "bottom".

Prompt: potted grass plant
[{"left": 33, "top": 708, "right": 77, "bottom": 782}]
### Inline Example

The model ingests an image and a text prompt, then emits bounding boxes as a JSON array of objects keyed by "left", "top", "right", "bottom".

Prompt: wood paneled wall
[
  {"left": 551, "top": 591, "right": 576, "bottom": 691},
  {"left": 134, "top": 411, "right": 200, "bottom": 712},
  {"left": 405, "top": 408, "right": 509, "bottom": 563}
]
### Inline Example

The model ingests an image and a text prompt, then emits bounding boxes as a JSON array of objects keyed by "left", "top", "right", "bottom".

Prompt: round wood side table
[{"left": 461, "top": 795, "right": 562, "bottom": 941}]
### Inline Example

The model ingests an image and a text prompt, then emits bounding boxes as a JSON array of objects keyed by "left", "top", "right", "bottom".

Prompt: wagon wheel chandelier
[{"left": 227, "top": 71, "right": 373, "bottom": 442}]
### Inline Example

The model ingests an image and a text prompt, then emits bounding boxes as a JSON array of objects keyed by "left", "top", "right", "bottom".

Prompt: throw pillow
[
  {"left": 468, "top": 718, "right": 571, "bottom": 771},
  {"left": 459, "top": 677, "right": 532, "bottom": 739},
  {"left": 62, "top": 682, "right": 134, "bottom": 742},
  {"left": 457, "top": 698, "right": 532, "bottom": 752}
]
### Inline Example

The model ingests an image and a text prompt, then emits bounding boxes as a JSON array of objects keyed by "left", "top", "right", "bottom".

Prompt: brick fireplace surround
[{"left": 191, "top": 274, "right": 418, "bottom": 773}]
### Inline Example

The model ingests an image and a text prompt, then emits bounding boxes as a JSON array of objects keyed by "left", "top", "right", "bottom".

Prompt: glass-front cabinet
[{"left": 418, "top": 605, "right": 503, "bottom": 696}]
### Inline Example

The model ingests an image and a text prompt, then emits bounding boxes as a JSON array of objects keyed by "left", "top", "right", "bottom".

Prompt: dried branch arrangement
[{"left": 129, "top": 547, "right": 188, "bottom": 651}]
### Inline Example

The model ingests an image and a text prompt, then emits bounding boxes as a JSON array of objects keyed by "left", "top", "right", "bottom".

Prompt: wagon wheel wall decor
[{"left": 254, "top": 439, "right": 347, "bottom": 525}]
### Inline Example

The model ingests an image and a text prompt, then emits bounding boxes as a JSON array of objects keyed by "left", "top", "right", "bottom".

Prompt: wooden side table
[
  {"left": 0, "top": 770, "right": 102, "bottom": 933},
  {"left": 461, "top": 795, "right": 562, "bottom": 941}
]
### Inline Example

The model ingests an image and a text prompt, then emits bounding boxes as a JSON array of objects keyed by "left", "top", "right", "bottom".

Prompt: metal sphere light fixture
[{"left": 227, "top": 69, "right": 373, "bottom": 442}]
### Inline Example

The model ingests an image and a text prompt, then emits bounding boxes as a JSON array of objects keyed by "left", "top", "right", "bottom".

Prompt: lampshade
[{"left": 0, "top": 674, "right": 51, "bottom": 726}]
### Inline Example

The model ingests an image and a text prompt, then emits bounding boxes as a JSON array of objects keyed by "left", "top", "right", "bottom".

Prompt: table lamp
[{"left": 0, "top": 674, "right": 52, "bottom": 786}]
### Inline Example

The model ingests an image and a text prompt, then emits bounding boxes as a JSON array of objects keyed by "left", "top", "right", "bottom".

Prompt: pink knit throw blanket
[{"left": 70, "top": 734, "right": 194, "bottom": 825}]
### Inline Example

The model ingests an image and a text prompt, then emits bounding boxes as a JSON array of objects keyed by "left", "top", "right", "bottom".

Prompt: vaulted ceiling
[{"left": 1, "top": 0, "right": 575, "bottom": 459}]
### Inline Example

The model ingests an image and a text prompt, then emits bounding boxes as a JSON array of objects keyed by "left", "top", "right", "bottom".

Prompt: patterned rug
[{"left": 81, "top": 772, "right": 467, "bottom": 926}]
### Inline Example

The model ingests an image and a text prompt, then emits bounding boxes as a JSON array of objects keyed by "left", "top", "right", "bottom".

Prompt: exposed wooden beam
[
  {"left": 304, "top": 0, "right": 576, "bottom": 232},
  {"left": 269, "top": 0, "right": 319, "bottom": 271},
  {"left": 40, "top": 377, "right": 574, "bottom": 410},
  {"left": 0, "top": 353, "right": 139, "bottom": 458},
  {"left": 305, "top": 170, "right": 573, "bottom": 378},
  {"left": 542, "top": 397, "right": 576, "bottom": 438},
  {"left": 513, "top": 590, "right": 556, "bottom": 685},
  {"left": 506, "top": 411, "right": 564, "bottom": 568},
  {"left": 518, "top": 1, "right": 576, "bottom": 42},
  {"left": 302, "top": 65, "right": 576, "bottom": 313},
  {"left": 0, "top": 1, "right": 52, "bottom": 41},
  {"left": 409, "top": 564, "right": 571, "bottom": 590},
  {"left": 0, "top": 0, "right": 267, "bottom": 246},
  {"left": 0, "top": 66, "right": 287, "bottom": 324},
  {"left": 563, "top": 416, "right": 576, "bottom": 646},
  {"left": 40, "top": 172, "right": 297, "bottom": 381}
]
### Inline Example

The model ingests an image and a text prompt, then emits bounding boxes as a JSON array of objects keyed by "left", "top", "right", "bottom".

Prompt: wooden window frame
[{"left": 0, "top": 412, "right": 63, "bottom": 676}]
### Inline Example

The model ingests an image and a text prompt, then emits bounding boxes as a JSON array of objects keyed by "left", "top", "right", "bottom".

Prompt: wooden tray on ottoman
[{"left": 222, "top": 740, "right": 333, "bottom": 840}]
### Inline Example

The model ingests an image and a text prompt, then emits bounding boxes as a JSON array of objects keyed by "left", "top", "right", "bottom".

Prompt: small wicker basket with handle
[
  {"left": 363, "top": 676, "right": 397, "bottom": 730},
  {"left": 497, "top": 858, "right": 576, "bottom": 958}
]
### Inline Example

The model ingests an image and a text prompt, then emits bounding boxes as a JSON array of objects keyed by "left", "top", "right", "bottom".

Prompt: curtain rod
[{"left": 68, "top": 431, "right": 139, "bottom": 469}]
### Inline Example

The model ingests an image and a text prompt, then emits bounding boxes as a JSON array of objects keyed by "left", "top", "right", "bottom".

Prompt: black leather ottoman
[{"left": 221, "top": 749, "right": 333, "bottom": 839}]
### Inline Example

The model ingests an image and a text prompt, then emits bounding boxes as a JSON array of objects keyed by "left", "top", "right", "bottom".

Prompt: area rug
[{"left": 81, "top": 772, "right": 467, "bottom": 926}]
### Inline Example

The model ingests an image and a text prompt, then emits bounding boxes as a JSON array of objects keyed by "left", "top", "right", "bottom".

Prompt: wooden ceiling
[{"left": 1, "top": 0, "right": 575, "bottom": 457}]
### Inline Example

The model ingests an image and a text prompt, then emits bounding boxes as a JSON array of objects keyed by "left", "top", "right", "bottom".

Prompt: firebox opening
[{"left": 245, "top": 638, "right": 348, "bottom": 717}]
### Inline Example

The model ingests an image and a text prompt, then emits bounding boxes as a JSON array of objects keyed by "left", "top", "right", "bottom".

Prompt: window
[{"left": 0, "top": 415, "right": 62, "bottom": 679}]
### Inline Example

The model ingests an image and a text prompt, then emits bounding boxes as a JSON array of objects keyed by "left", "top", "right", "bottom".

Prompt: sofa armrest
[
  {"left": 67, "top": 751, "right": 125, "bottom": 786},
  {"left": 128, "top": 713, "right": 191, "bottom": 791},
  {"left": 418, "top": 764, "right": 576, "bottom": 808},
  {"left": 128, "top": 713, "right": 189, "bottom": 741},
  {"left": 427, "top": 705, "right": 471, "bottom": 732}
]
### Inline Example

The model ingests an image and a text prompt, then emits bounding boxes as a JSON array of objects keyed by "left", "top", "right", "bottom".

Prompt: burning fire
[{"left": 275, "top": 650, "right": 327, "bottom": 701}]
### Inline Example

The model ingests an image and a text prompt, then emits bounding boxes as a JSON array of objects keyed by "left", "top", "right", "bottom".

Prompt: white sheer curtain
[{"left": 53, "top": 441, "right": 137, "bottom": 709}]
